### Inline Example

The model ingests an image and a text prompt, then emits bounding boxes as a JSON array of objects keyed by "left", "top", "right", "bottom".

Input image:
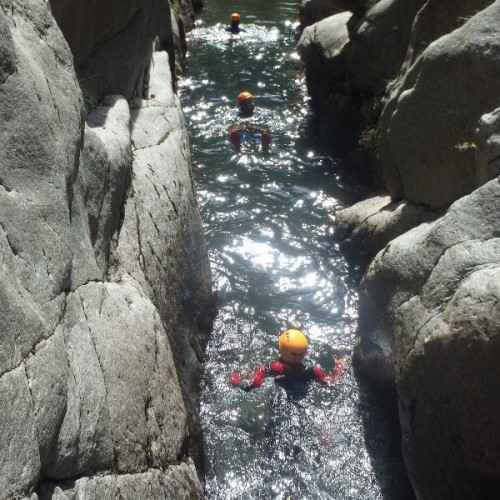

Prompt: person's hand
[
  {"left": 230, "top": 372, "right": 243, "bottom": 386},
  {"left": 334, "top": 357, "right": 346, "bottom": 368}
]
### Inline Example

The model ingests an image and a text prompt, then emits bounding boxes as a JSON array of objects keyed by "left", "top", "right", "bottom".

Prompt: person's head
[
  {"left": 237, "top": 91, "right": 254, "bottom": 115},
  {"left": 278, "top": 329, "right": 309, "bottom": 364},
  {"left": 230, "top": 12, "right": 241, "bottom": 25}
]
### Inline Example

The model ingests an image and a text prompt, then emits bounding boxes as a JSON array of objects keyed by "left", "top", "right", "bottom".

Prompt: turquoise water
[{"left": 179, "top": 1, "right": 411, "bottom": 498}]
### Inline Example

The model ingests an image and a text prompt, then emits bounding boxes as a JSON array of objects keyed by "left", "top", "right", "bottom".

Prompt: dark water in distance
[{"left": 179, "top": 1, "right": 412, "bottom": 499}]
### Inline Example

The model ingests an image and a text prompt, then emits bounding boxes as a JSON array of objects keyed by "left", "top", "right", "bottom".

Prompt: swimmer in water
[
  {"left": 231, "top": 329, "right": 345, "bottom": 391},
  {"left": 230, "top": 91, "right": 271, "bottom": 151},
  {"left": 225, "top": 12, "right": 246, "bottom": 34},
  {"left": 236, "top": 90, "right": 255, "bottom": 118}
]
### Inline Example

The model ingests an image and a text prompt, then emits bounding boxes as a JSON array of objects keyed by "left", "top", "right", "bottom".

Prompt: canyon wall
[
  {"left": 0, "top": 0, "right": 210, "bottom": 498},
  {"left": 298, "top": 1, "right": 500, "bottom": 498}
]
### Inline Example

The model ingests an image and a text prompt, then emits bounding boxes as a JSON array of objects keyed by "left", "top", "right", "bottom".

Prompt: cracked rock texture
[{"left": 0, "top": 0, "right": 210, "bottom": 498}]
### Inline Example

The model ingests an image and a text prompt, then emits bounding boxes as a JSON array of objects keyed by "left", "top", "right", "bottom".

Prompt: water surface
[{"left": 180, "top": 1, "right": 410, "bottom": 498}]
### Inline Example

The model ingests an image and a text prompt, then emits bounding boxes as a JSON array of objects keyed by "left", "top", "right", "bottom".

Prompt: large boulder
[
  {"left": 347, "top": 0, "right": 426, "bottom": 96},
  {"left": 298, "top": 12, "right": 352, "bottom": 81},
  {"left": 297, "top": 0, "right": 427, "bottom": 153},
  {"left": 378, "top": 1, "right": 500, "bottom": 208},
  {"left": 361, "top": 178, "right": 500, "bottom": 499},
  {"left": 402, "top": 0, "right": 494, "bottom": 70},
  {"left": 297, "top": 12, "right": 358, "bottom": 148}
]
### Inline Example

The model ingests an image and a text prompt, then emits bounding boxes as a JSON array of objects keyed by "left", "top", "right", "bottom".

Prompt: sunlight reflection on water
[{"left": 179, "top": 1, "right": 409, "bottom": 499}]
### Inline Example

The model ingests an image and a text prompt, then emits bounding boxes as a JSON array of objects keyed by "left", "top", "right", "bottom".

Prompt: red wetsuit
[
  {"left": 231, "top": 358, "right": 344, "bottom": 391},
  {"left": 230, "top": 122, "right": 271, "bottom": 151}
]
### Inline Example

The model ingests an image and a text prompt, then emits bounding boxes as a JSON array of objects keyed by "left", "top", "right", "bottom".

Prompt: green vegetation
[{"left": 78, "top": 74, "right": 98, "bottom": 113}]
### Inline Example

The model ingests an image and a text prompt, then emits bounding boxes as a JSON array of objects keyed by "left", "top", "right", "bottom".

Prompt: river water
[{"left": 179, "top": 1, "right": 412, "bottom": 499}]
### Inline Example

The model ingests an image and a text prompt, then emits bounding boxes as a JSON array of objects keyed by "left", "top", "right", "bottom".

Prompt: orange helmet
[
  {"left": 231, "top": 13, "right": 241, "bottom": 22},
  {"left": 237, "top": 91, "right": 253, "bottom": 103},
  {"left": 278, "top": 329, "right": 308, "bottom": 364}
]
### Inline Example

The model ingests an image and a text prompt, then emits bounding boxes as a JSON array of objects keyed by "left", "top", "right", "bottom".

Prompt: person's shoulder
[{"left": 269, "top": 360, "right": 285, "bottom": 374}]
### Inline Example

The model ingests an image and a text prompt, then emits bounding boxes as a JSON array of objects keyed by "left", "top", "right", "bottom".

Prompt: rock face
[
  {"left": 297, "top": 0, "right": 427, "bottom": 152},
  {"left": 36, "top": 462, "right": 203, "bottom": 499},
  {"left": 361, "top": 178, "right": 500, "bottom": 499},
  {"left": 297, "top": 12, "right": 356, "bottom": 147},
  {"left": 0, "top": 0, "right": 211, "bottom": 498},
  {"left": 48, "top": 0, "right": 199, "bottom": 100},
  {"left": 299, "top": 0, "right": 376, "bottom": 27},
  {"left": 299, "top": 1, "right": 500, "bottom": 498},
  {"left": 379, "top": 1, "right": 500, "bottom": 208},
  {"left": 298, "top": 0, "right": 499, "bottom": 209},
  {"left": 334, "top": 195, "right": 438, "bottom": 268}
]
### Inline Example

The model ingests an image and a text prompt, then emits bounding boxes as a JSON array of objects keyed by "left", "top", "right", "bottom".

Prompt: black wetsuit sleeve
[{"left": 303, "top": 365, "right": 320, "bottom": 383}]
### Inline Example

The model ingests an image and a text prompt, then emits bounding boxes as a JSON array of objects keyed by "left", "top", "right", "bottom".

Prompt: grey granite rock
[
  {"left": 348, "top": 0, "right": 426, "bottom": 95},
  {"left": 80, "top": 95, "right": 132, "bottom": 273},
  {"left": 0, "top": 366, "right": 40, "bottom": 500},
  {"left": 35, "top": 462, "right": 203, "bottom": 499},
  {"left": 379, "top": 1, "right": 500, "bottom": 208},
  {"left": 298, "top": 12, "right": 352, "bottom": 76},
  {"left": 48, "top": 0, "right": 174, "bottom": 101},
  {"left": 334, "top": 194, "right": 438, "bottom": 268},
  {"left": 110, "top": 51, "right": 212, "bottom": 414},
  {"left": 475, "top": 106, "right": 500, "bottom": 185},
  {"left": 402, "top": 0, "right": 494, "bottom": 71},
  {"left": 0, "top": 1, "right": 211, "bottom": 497},
  {"left": 0, "top": 7, "right": 16, "bottom": 85},
  {"left": 297, "top": 12, "right": 359, "bottom": 147},
  {"left": 361, "top": 178, "right": 500, "bottom": 498}
]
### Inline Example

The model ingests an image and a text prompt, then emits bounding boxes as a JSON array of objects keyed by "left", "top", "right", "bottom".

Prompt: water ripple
[{"left": 180, "top": 1, "right": 409, "bottom": 499}]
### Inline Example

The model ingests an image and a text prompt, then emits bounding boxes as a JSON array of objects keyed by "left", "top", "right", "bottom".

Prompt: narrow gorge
[{"left": 0, "top": 0, "right": 498, "bottom": 499}]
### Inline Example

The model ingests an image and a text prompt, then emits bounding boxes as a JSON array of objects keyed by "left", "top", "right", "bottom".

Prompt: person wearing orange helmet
[
  {"left": 226, "top": 12, "right": 246, "bottom": 34},
  {"left": 237, "top": 90, "right": 255, "bottom": 117},
  {"left": 230, "top": 329, "right": 345, "bottom": 391},
  {"left": 230, "top": 90, "right": 271, "bottom": 151}
]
